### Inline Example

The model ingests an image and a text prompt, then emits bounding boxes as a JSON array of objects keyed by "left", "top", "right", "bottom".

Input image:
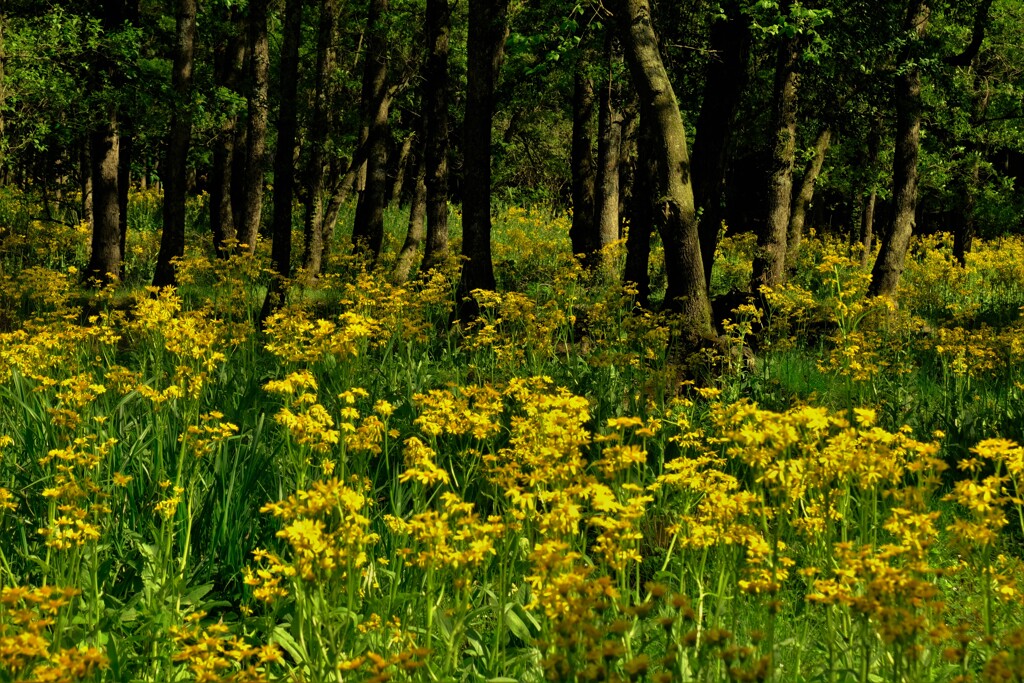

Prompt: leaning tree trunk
[
  {"left": 691, "top": 0, "right": 752, "bottom": 291},
  {"left": 421, "top": 0, "right": 452, "bottom": 273},
  {"left": 86, "top": 111, "right": 122, "bottom": 285},
  {"left": 153, "top": 0, "right": 198, "bottom": 287},
  {"left": 239, "top": 0, "right": 270, "bottom": 254},
  {"left": 259, "top": 0, "right": 303, "bottom": 324},
  {"left": 569, "top": 60, "right": 597, "bottom": 262},
  {"left": 301, "top": 0, "right": 338, "bottom": 277},
  {"left": 869, "top": 0, "right": 929, "bottom": 298},
  {"left": 785, "top": 126, "right": 832, "bottom": 272},
  {"left": 210, "top": 11, "right": 245, "bottom": 258},
  {"left": 393, "top": 143, "right": 427, "bottom": 284},
  {"left": 456, "top": 0, "right": 510, "bottom": 319},
  {"left": 751, "top": 28, "right": 800, "bottom": 293},
  {"left": 351, "top": 0, "right": 390, "bottom": 262},
  {"left": 389, "top": 134, "right": 414, "bottom": 204},
  {"left": 615, "top": 0, "right": 712, "bottom": 341}
]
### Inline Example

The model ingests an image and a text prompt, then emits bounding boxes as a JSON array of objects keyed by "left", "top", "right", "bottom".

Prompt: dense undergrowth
[{"left": 3, "top": 188, "right": 1024, "bottom": 682}]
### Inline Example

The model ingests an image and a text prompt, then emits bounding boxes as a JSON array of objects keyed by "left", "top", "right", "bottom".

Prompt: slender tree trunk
[
  {"left": 456, "top": 0, "right": 510, "bottom": 318},
  {"left": 954, "top": 71, "right": 989, "bottom": 266},
  {"left": 351, "top": 0, "right": 390, "bottom": 261},
  {"left": 691, "top": 0, "right": 752, "bottom": 291},
  {"left": 569, "top": 60, "right": 597, "bottom": 262},
  {"left": 595, "top": 40, "right": 623, "bottom": 260},
  {"left": 118, "top": 129, "right": 132, "bottom": 279},
  {"left": 785, "top": 127, "right": 831, "bottom": 272},
  {"left": 615, "top": 0, "right": 712, "bottom": 340},
  {"left": 953, "top": 156, "right": 980, "bottom": 265},
  {"left": 153, "top": 0, "right": 197, "bottom": 287},
  {"left": 869, "top": 0, "right": 929, "bottom": 298},
  {"left": 860, "top": 189, "right": 877, "bottom": 266},
  {"left": 624, "top": 116, "right": 655, "bottom": 309},
  {"left": 301, "top": 0, "right": 337, "bottom": 277},
  {"left": 86, "top": 112, "right": 121, "bottom": 284},
  {"left": 389, "top": 134, "right": 414, "bottom": 204},
  {"left": 321, "top": 160, "right": 350, "bottom": 254},
  {"left": 259, "top": 0, "right": 303, "bottom": 323},
  {"left": 211, "top": 12, "right": 245, "bottom": 258},
  {"left": 0, "top": 16, "right": 5, "bottom": 175},
  {"left": 239, "top": 0, "right": 270, "bottom": 253},
  {"left": 421, "top": 0, "right": 451, "bottom": 273},
  {"left": 751, "top": 29, "right": 800, "bottom": 293},
  {"left": 81, "top": 140, "right": 94, "bottom": 226},
  {"left": 393, "top": 144, "right": 427, "bottom": 283}
]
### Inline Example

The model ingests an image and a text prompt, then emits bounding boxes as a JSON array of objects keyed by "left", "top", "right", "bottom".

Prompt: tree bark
[
  {"left": 81, "top": 140, "right": 94, "bottom": 226},
  {"left": 953, "top": 156, "right": 980, "bottom": 265},
  {"left": 569, "top": 60, "right": 597, "bottom": 262},
  {"left": 860, "top": 189, "right": 877, "bottom": 266},
  {"left": 118, "top": 128, "right": 132, "bottom": 279},
  {"left": 389, "top": 134, "right": 414, "bottom": 205},
  {"left": 259, "top": 0, "right": 303, "bottom": 323},
  {"left": 351, "top": 0, "right": 390, "bottom": 261},
  {"left": 0, "top": 16, "right": 5, "bottom": 175},
  {"left": 595, "top": 40, "right": 623, "bottom": 260},
  {"left": 456, "top": 0, "right": 510, "bottom": 319},
  {"left": 624, "top": 115, "right": 655, "bottom": 309},
  {"left": 301, "top": 0, "right": 338, "bottom": 277},
  {"left": 393, "top": 143, "right": 427, "bottom": 283},
  {"left": 785, "top": 127, "right": 831, "bottom": 272},
  {"left": 869, "top": 0, "right": 929, "bottom": 298},
  {"left": 153, "top": 0, "right": 197, "bottom": 287},
  {"left": 751, "top": 29, "right": 800, "bottom": 293},
  {"left": 239, "top": 0, "right": 270, "bottom": 253},
  {"left": 615, "top": 0, "right": 712, "bottom": 340},
  {"left": 85, "top": 111, "right": 121, "bottom": 284},
  {"left": 421, "top": 0, "right": 452, "bottom": 273},
  {"left": 211, "top": 11, "right": 246, "bottom": 258},
  {"left": 691, "top": 0, "right": 751, "bottom": 291}
]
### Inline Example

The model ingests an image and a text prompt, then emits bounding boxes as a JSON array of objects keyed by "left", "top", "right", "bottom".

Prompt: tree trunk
[
  {"left": 869, "top": 0, "right": 929, "bottom": 298},
  {"left": 615, "top": 0, "right": 712, "bottom": 340},
  {"left": 456, "top": 0, "right": 510, "bottom": 319},
  {"left": 860, "top": 189, "right": 877, "bottom": 267},
  {"left": 351, "top": 0, "right": 390, "bottom": 261},
  {"left": 624, "top": 115, "right": 655, "bottom": 309},
  {"left": 118, "top": 128, "right": 132, "bottom": 279},
  {"left": 321, "top": 159, "right": 351, "bottom": 255},
  {"left": 86, "top": 112, "right": 121, "bottom": 285},
  {"left": 211, "top": 11, "right": 245, "bottom": 258},
  {"left": 421, "top": 0, "right": 452, "bottom": 273},
  {"left": 595, "top": 39, "right": 623, "bottom": 260},
  {"left": 751, "top": 30, "right": 800, "bottom": 293},
  {"left": 953, "top": 156, "right": 980, "bottom": 266},
  {"left": 691, "top": 0, "right": 752, "bottom": 291},
  {"left": 569, "top": 60, "right": 597, "bottom": 262},
  {"left": 153, "top": 0, "right": 197, "bottom": 287},
  {"left": 389, "top": 134, "right": 414, "bottom": 204},
  {"left": 81, "top": 140, "right": 94, "bottom": 226},
  {"left": 785, "top": 126, "right": 831, "bottom": 272},
  {"left": 239, "top": 0, "right": 270, "bottom": 253},
  {"left": 393, "top": 144, "right": 427, "bottom": 284},
  {"left": 0, "top": 16, "right": 5, "bottom": 175},
  {"left": 301, "top": 0, "right": 337, "bottom": 277},
  {"left": 259, "top": 0, "right": 303, "bottom": 323}
]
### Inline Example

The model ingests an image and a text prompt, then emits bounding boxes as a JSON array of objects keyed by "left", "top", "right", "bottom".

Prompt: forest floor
[{"left": 3, "top": 188, "right": 1024, "bottom": 682}]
